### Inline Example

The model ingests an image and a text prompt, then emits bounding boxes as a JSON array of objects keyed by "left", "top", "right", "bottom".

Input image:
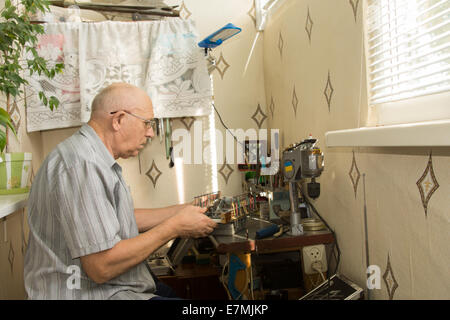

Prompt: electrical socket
[{"left": 302, "top": 244, "right": 327, "bottom": 275}]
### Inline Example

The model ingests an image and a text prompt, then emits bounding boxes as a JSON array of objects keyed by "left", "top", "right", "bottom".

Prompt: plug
[{"left": 302, "top": 244, "right": 327, "bottom": 275}]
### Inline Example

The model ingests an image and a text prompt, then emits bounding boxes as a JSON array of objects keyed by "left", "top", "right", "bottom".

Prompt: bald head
[
  {"left": 90, "top": 83, "right": 153, "bottom": 120},
  {"left": 87, "top": 82, "right": 155, "bottom": 159}
]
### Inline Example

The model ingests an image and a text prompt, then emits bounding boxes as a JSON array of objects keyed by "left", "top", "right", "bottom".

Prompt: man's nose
[{"left": 146, "top": 127, "right": 155, "bottom": 139}]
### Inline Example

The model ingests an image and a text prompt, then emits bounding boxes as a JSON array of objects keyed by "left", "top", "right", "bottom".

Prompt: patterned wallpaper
[
  {"left": 134, "top": 0, "right": 268, "bottom": 203},
  {"left": 263, "top": 0, "right": 449, "bottom": 299},
  {"left": 1, "top": 0, "right": 266, "bottom": 298},
  {"left": 1, "top": 0, "right": 448, "bottom": 300}
]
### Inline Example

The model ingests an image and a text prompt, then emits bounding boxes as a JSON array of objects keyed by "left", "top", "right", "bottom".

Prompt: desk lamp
[
  {"left": 198, "top": 23, "right": 242, "bottom": 73},
  {"left": 198, "top": 23, "right": 242, "bottom": 49}
]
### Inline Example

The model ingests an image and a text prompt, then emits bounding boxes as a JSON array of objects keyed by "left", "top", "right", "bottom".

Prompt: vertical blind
[{"left": 365, "top": 0, "right": 450, "bottom": 105}]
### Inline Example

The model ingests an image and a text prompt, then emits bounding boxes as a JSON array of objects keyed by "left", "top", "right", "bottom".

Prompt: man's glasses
[{"left": 110, "top": 110, "right": 157, "bottom": 131}]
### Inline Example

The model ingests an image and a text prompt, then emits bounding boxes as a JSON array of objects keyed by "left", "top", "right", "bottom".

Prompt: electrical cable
[
  {"left": 221, "top": 258, "right": 232, "bottom": 300},
  {"left": 212, "top": 101, "right": 239, "bottom": 144},
  {"left": 313, "top": 263, "right": 326, "bottom": 283},
  {"left": 235, "top": 268, "right": 249, "bottom": 300},
  {"left": 212, "top": 102, "right": 258, "bottom": 164},
  {"left": 297, "top": 182, "right": 341, "bottom": 277},
  {"left": 249, "top": 265, "right": 255, "bottom": 300}
]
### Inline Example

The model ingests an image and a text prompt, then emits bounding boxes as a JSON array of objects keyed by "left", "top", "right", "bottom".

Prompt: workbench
[
  {"left": 213, "top": 216, "right": 335, "bottom": 254},
  {"left": 212, "top": 216, "right": 336, "bottom": 299},
  {"left": 156, "top": 216, "right": 336, "bottom": 300}
]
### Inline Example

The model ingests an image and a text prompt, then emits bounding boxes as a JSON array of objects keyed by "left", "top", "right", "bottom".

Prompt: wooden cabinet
[{"left": 159, "top": 263, "right": 228, "bottom": 300}]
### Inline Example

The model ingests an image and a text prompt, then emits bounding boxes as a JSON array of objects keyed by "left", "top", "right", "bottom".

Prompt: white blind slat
[
  {"left": 370, "top": 41, "right": 450, "bottom": 75},
  {"left": 368, "top": 18, "right": 449, "bottom": 54},
  {"left": 366, "top": 0, "right": 450, "bottom": 106},
  {"left": 367, "top": 0, "right": 447, "bottom": 38},
  {"left": 371, "top": 66, "right": 450, "bottom": 92},
  {"left": 370, "top": 53, "right": 450, "bottom": 84},
  {"left": 371, "top": 85, "right": 450, "bottom": 105},
  {"left": 368, "top": 8, "right": 450, "bottom": 58}
]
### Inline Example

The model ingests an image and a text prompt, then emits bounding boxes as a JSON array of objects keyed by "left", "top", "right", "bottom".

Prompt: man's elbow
[
  {"left": 87, "top": 268, "right": 111, "bottom": 284},
  {"left": 80, "top": 257, "right": 113, "bottom": 284}
]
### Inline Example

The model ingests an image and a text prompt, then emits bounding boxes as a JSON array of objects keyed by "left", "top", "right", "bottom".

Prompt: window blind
[{"left": 366, "top": 0, "right": 450, "bottom": 105}]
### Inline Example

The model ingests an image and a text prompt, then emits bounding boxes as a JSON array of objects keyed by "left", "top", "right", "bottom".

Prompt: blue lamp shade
[{"left": 198, "top": 23, "right": 242, "bottom": 49}]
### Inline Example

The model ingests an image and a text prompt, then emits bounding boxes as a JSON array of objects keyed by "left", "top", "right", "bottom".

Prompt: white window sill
[
  {"left": 325, "top": 119, "right": 450, "bottom": 147},
  {"left": 0, "top": 193, "right": 29, "bottom": 219}
]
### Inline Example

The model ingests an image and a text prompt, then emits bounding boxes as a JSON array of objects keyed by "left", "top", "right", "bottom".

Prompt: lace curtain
[
  {"left": 26, "top": 19, "right": 212, "bottom": 132},
  {"left": 26, "top": 23, "right": 81, "bottom": 132}
]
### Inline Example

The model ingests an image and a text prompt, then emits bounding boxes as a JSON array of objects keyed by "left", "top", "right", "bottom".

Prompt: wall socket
[{"left": 302, "top": 244, "right": 327, "bottom": 275}]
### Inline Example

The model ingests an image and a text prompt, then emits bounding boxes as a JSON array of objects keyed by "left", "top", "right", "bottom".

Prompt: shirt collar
[{"left": 79, "top": 123, "right": 117, "bottom": 168}]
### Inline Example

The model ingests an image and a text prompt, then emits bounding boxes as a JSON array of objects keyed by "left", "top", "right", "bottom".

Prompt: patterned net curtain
[{"left": 26, "top": 19, "right": 212, "bottom": 132}]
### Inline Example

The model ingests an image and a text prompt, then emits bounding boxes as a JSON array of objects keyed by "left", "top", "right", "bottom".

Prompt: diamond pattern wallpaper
[
  {"left": 218, "top": 159, "right": 234, "bottom": 185},
  {"left": 1, "top": 0, "right": 448, "bottom": 300},
  {"left": 349, "top": 0, "right": 360, "bottom": 23},
  {"left": 251, "top": 103, "right": 267, "bottom": 129},
  {"left": 179, "top": 1, "right": 192, "bottom": 20},
  {"left": 305, "top": 7, "right": 313, "bottom": 44},
  {"left": 292, "top": 85, "right": 299, "bottom": 117},
  {"left": 146, "top": 160, "right": 162, "bottom": 188},
  {"left": 263, "top": 0, "right": 448, "bottom": 299},
  {"left": 416, "top": 153, "right": 439, "bottom": 217},
  {"left": 383, "top": 254, "right": 399, "bottom": 300},
  {"left": 269, "top": 95, "right": 275, "bottom": 118},
  {"left": 278, "top": 31, "right": 284, "bottom": 58},
  {"left": 214, "top": 52, "right": 231, "bottom": 80},
  {"left": 324, "top": 71, "right": 334, "bottom": 112},
  {"left": 349, "top": 151, "right": 360, "bottom": 198}
]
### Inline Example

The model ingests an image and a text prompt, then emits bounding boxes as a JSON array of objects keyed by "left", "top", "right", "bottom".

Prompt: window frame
[
  {"left": 325, "top": 0, "right": 450, "bottom": 147},
  {"left": 362, "top": 0, "right": 450, "bottom": 126},
  {"left": 255, "top": 0, "right": 287, "bottom": 31}
]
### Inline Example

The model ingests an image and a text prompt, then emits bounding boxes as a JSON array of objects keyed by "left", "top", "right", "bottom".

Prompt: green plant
[{"left": 0, "top": 0, "right": 64, "bottom": 153}]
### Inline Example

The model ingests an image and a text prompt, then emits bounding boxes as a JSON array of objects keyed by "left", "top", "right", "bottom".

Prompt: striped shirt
[{"left": 24, "top": 124, "right": 156, "bottom": 300}]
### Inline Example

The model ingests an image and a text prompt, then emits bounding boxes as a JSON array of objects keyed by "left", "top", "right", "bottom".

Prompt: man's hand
[
  {"left": 169, "top": 205, "right": 217, "bottom": 238},
  {"left": 81, "top": 205, "right": 217, "bottom": 284}
]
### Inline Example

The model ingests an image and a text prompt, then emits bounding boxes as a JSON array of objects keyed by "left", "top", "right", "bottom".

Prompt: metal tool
[
  {"left": 165, "top": 118, "right": 171, "bottom": 159},
  {"left": 163, "top": 118, "right": 175, "bottom": 168},
  {"left": 159, "top": 117, "right": 164, "bottom": 143},
  {"left": 281, "top": 135, "right": 324, "bottom": 235}
]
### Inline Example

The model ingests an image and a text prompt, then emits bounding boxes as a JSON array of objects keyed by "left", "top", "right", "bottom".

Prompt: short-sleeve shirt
[{"left": 24, "top": 124, "right": 156, "bottom": 300}]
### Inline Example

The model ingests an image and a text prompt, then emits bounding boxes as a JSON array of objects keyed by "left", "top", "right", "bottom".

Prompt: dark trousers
[
  {"left": 150, "top": 281, "right": 182, "bottom": 300},
  {"left": 147, "top": 266, "right": 182, "bottom": 300}
]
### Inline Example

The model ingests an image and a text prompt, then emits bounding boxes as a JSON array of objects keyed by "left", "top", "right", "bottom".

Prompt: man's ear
[{"left": 111, "top": 113, "right": 124, "bottom": 131}]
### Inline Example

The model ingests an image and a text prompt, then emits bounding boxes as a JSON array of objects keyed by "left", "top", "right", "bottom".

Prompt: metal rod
[
  {"left": 50, "top": 1, "right": 180, "bottom": 17},
  {"left": 362, "top": 173, "right": 371, "bottom": 300},
  {"left": 288, "top": 182, "right": 302, "bottom": 235}
]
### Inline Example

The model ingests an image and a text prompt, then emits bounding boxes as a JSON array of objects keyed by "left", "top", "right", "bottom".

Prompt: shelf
[
  {"left": 0, "top": 193, "right": 29, "bottom": 219},
  {"left": 325, "top": 119, "right": 450, "bottom": 147}
]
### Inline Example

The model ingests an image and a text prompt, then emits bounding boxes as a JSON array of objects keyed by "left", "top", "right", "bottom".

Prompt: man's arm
[
  {"left": 80, "top": 205, "right": 216, "bottom": 284},
  {"left": 134, "top": 202, "right": 192, "bottom": 233}
]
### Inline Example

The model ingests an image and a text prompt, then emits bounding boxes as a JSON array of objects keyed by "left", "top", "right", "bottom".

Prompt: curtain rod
[{"left": 49, "top": 2, "right": 180, "bottom": 18}]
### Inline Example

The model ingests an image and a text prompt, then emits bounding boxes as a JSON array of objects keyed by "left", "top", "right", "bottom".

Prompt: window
[{"left": 365, "top": 0, "right": 450, "bottom": 125}]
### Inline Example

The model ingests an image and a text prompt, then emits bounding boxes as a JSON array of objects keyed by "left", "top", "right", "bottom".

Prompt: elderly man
[{"left": 24, "top": 83, "right": 217, "bottom": 300}]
